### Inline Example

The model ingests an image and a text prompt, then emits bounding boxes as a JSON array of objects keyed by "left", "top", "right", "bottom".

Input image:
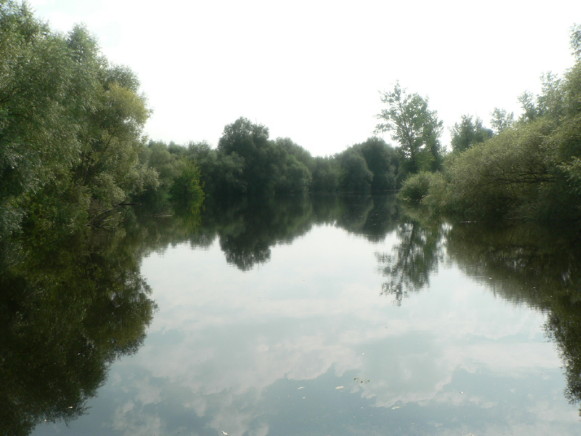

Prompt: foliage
[
  {"left": 187, "top": 141, "right": 247, "bottom": 197},
  {"left": 450, "top": 115, "right": 493, "bottom": 153},
  {"left": 217, "top": 117, "right": 275, "bottom": 196},
  {"left": 354, "top": 137, "right": 400, "bottom": 191},
  {"left": 490, "top": 108, "right": 514, "bottom": 134},
  {"left": 572, "top": 24, "right": 581, "bottom": 60},
  {"left": 376, "top": 82, "right": 443, "bottom": 175},
  {"left": 338, "top": 149, "right": 373, "bottom": 193},
  {"left": 138, "top": 141, "right": 204, "bottom": 214},
  {"left": 193, "top": 118, "right": 400, "bottom": 197},
  {"left": 271, "top": 138, "right": 313, "bottom": 194},
  {"left": 311, "top": 157, "right": 340, "bottom": 192},
  {"left": 399, "top": 40, "right": 581, "bottom": 225},
  {"left": 397, "top": 171, "right": 447, "bottom": 206},
  {"left": 0, "top": 1, "right": 159, "bottom": 237}
]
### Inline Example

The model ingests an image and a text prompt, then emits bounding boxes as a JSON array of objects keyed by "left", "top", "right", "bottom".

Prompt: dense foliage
[
  {"left": 398, "top": 26, "right": 581, "bottom": 225},
  {"left": 0, "top": 1, "right": 203, "bottom": 239},
  {"left": 376, "top": 83, "right": 444, "bottom": 174},
  {"left": 2, "top": 0, "right": 579, "bottom": 237},
  {"left": 152, "top": 120, "right": 402, "bottom": 200}
]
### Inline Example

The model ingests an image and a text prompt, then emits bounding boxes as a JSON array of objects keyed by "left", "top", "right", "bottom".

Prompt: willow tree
[{"left": 0, "top": 1, "right": 157, "bottom": 236}]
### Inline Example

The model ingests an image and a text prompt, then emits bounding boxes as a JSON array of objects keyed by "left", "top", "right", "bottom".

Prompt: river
[{"left": 4, "top": 195, "right": 579, "bottom": 435}]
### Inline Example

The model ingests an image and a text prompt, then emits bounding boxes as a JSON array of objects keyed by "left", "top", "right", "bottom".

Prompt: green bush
[{"left": 398, "top": 172, "right": 436, "bottom": 203}]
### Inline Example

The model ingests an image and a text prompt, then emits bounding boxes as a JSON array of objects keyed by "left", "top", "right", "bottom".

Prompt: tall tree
[
  {"left": 338, "top": 149, "right": 373, "bottom": 193},
  {"left": 490, "top": 108, "right": 514, "bottom": 134},
  {"left": 354, "top": 137, "right": 399, "bottom": 191},
  {"left": 571, "top": 23, "right": 581, "bottom": 60},
  {"left": 218, "top": 117, "right": 275, "bottom": 195},
  {"left": 450, "top": 115, "right": 493, "bottom": 153},
  {"left": 376, "top": 83, "right": 443, "bottom": 175}
]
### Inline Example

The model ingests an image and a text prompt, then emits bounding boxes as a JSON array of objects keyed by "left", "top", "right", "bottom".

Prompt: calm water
[{"left": 4, "top": 195, "right": 581, "bottom": 435}]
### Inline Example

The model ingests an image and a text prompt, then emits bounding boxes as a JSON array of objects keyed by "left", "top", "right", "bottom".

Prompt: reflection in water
[
  {"left": 379, "top": 210, "right": 581, "bottom": 413},
  {"left": 0, "top": 222, "right": 156, "bottom": 435},
  {"left": 445, "top": 222, "right": 581, "bottom": 413},
  {"left": 2, "top": 195, "right": 397, "bottom": 435},
  {"left": 376, "top": 208, "right": 445, "bottom": 305},
  {"left": 6, "top": 196, "right": 581, "bottom": 434},
  {"left": 194, "top": 194, "right": 399, "bottom": 271}
]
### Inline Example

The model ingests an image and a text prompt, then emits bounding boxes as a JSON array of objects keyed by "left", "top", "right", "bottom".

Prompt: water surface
[{"left": 9, "top": 195, "right": 581, "bottom": 435}]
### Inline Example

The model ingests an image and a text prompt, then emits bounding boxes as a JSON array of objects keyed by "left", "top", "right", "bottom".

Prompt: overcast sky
[{"left": 27, "top": 0, "right": 581, "bottom": 156}]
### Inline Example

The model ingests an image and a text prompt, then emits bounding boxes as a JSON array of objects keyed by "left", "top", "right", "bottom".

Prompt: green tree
[
  {"left": 0, "top": 3, "right": 84, "bottom": 235},
  {"left": 519, "top": 73, "right": 566, "bottom": 123},
  {"left": 311, "top": 157, "right": 340, "bottom": 192},
  {"left": 169, "top": 159, "right": 205, "bottom": 214},
  {"left": 376, "top": 82, "right": 443, "bottom": 175},
  {"left": 490, "top": 107, "right": 514, "bottom": 134},
  {"left": 271, "top": 138, "right": 312, "bottom": 194},
  {"left": 338, "top": 149, "right": 373, "bottom": 193},
  {"left": 0, "top": 3, "right": 156, "bottom": 236},
  {"left": 450, "top": 115, "right": 493, "bottom": 153},
  {"left": 218, "top": 117, "right": 276, "bottom": 196},
  {"left": 138, "top": 141, "right": 205, "bottom": 213},
  {"left": 572, "top": 24, "right": 581, "bottom": 60},
  {"left": 355, "top": 137, "right": 400, "bottom": 191}
]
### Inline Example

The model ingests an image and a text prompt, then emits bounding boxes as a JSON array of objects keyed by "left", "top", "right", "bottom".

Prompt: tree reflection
[
  {"left": 382, "top": 210, "right": 581, "bottom": 411},
  {"left": 0, "top": 224, "right": 156, "bottom": 435},
  {"left": 376, "top": 208, "right": 445, "bottom": 304},
  {"left": 445, "top": 223, "right": 581, "bottom": 412},
  {"left": 335, "top": 194, "right": 400, "bottom": 242},
  {"left": 193, "top": 195, "right": 400, "bottom": 271},
  {"left": 209, "top": 196, "right": 315, "bottom": 271}
]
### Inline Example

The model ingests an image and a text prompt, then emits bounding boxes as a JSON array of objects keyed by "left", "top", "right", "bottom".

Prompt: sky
[{"left": 26, "top": 0, "right": 581, "bottom": 156}]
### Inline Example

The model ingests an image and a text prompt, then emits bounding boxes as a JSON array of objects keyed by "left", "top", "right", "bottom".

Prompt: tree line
[
  {"left": 0, "top": 1, "right": 407, "bottom": 240},
  {"left": 2, "top": 0, "right": 579, "bottom": 241},
  {"left": 143, "top": 120, "right": 402, "bottom": 201},
  {"left": 397, "top": 25, "right": 581, "bottom": 224}
]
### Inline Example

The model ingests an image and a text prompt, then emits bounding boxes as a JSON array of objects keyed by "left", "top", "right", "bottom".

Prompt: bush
[{"left": 398, "top": 172, "right": 438, "bottom": 204}]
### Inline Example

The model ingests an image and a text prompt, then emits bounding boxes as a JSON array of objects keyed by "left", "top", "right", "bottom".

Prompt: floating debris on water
[{"left": 354, "top": 377, "right": 370, "bottom": 384}]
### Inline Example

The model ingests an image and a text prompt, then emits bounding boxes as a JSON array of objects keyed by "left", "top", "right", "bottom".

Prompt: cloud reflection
[{"left": 104, "top": 224, "right": 578, "bottom": 436}]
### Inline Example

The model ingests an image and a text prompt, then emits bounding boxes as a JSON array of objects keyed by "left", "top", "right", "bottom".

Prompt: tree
[
  {"left": 450, "top": 115, "right": 493, "bottom": 153},
  {"left": 0, "top": 3, "right": 157, "bottom": 236},
  {"left": 271, "top": 138, "right": 312, "bottom": 194},
  {"left": 490, "top": 108, "right": 514, "bottom": 134},
  {"left": 338, "top": 150, "right": 373, "bottom": 193},
  {"left": 376, "top": 83, "right": 443, "bottom": 175},
  {"left": 0, "top": 2, "right": 83, "bottom": 236},
  {"left": 571, "top": 23, "right": 581, "bottom": 60},
  {"left": 519, "top": 73, "right": 567, "bottom": 123},
  {"left": 218, "top": 117, "right": 276, "bottom": 195},
  {"left": 311, "top": 157, "right": 340, "bottom": 192},
  {"left": 354, "top": 137, "right": 399, "bottom": 191}
]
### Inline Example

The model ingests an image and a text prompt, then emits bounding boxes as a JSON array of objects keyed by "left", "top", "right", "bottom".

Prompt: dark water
[{"left": 3, "top": 195, "right": 581, "bottom": 435}]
